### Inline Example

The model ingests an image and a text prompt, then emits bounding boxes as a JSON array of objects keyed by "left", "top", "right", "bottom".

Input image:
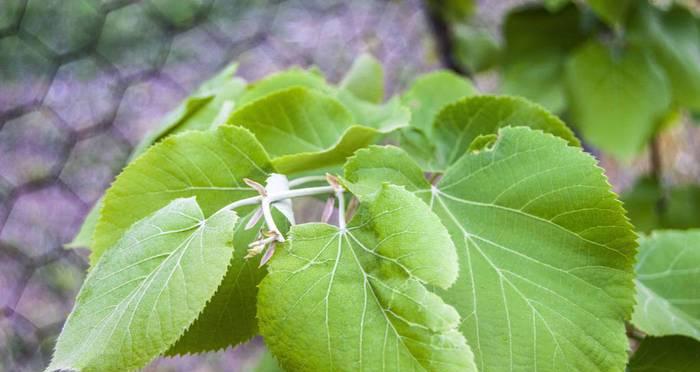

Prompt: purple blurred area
[{"left": 0, "top": 0, "right": 437, "bottom": 370}]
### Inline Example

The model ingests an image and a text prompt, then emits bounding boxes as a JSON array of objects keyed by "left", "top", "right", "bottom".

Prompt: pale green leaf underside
[
  {"left": 345, "top": 127, "right": 637, "bottom": 371},
  {"left": 632, "top": 230, "right": 700, "bottom": 341},
  {"left": 92, "top": 126, "right": 270, "bottom": 264},
  {"left": 401, "top": 70, "right": 478, "bottom": 138},
  {"left": 433, "top": 95, "right": 580, "bottom": 168},
  {"left": 565, "top": 40, "right": 671, "bottom": 159},
  {"left": 49, "top": 198, "right": 237, "bottom": 372},
  {"left": 627, "top": 336, "right": 700, "bottom": 372},
  {"left": 340, "top": 53, "right": 384, "bottom": 103},
  {"left": 258, "top": 185, "right": 475, "bottom": 371}
]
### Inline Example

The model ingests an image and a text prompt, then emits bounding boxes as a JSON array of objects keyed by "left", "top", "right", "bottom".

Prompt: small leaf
[
  {"left": 401, "top": 70, "right": 477, "bottom": 138},
  {"left": 336, "top": 91, "right": 411, "bottom": 130},
  {"left": 565, "top": 40, "right": 672, "bottom": 159},
  {"left": 343, "top": 145, "right": 429, "bottom": 200},
  {"left": 229, "top": 87, "right": 402, "bottom": 174},
  {"left": 339, "top": 53, "right": 384, "bottom": 103},
  {"left": 48, "top": 198, "right": 237, "bottom": 371},
  {"left": 632, "top": 230, "right": 700, "bottom": 341},
  {"left": 628, "top": 3, "right": 700, "bottom": 110},
  {"left": 501, "top": 4, "right": 588, "bottom": 113},
  {"left": 92, "top": 125, "right": 271, "bottom": 264},
  {"left": 628, "top": 336, "right": 700, "bottom": 372},
  {"left": 399, "top": 70, "right": 477, "bottom": 169},
  {"left": 258, "top": 185, "right": 475, "bottom": 371},
  {"left": 453, "top": 24, "right": 500, "bottom": 73},
  {"left": 622, "top": 177, "right": 700, "bottom": 233},
  {"left": 345, "top": 127, "right": 638, "bottom": 371},
  {"left": 133, "top": 62, "right": 246, "bottom": 157},
  {"left": 237, "top": 68, "right": 330, "bottom": 107},
  {"left": 433, "top": 95, "right": 580, "bottom": 168}
]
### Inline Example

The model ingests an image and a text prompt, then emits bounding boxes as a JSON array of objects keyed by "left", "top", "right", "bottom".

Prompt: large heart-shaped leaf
[
  {"left": 565, "top": 40, "right": 672, "bottom": 159},
  {"left": 258, "top": 185, "right": 476, "bottom": 371},
  {"left": 345, "top": 127, "right": 637, "bottom": 371},
  {"left": 632, "top": 230, "right": 700, "bottom": 341},
  {"left": 48, "top": 198, "right": 237, "bottom": 371}
]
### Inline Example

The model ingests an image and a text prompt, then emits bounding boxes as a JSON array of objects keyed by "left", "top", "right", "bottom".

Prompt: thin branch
[
  {"left": 288, "top": 175, "right": 328, "bottom": 187},
  {"left": 422, "top": 0, "right": 471, "bottom": 77},
  {"left": 221, "top": 185, "right": 335, "bottom": 212}
]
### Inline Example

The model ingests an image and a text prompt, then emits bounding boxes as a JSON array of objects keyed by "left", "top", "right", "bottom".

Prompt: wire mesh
[{"left": 0, "top": 0, "right": 437, "bottom": 370}]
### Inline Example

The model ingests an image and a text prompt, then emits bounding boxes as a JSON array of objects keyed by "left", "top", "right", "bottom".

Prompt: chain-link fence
[{"left": 2, "top": 0, "right": 699, "bottom": 371}]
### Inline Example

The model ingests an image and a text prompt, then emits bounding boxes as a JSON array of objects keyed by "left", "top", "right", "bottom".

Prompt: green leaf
[
  {"left": 336, "top": 91, "right": 411, "bottom": 130},
  {"left": 632, "top": 230, "right": 700, "bottom": 341},
  {"left": 165, "top": 210, "right": 267, "bottom": 355},
  {"left": 401, "top": 70, "right": 477, "bottom": 138},
  {"left": 399, "top": 70, "right": 477, "bottom": 170},
  {"left": 565, "top": 40, "right": 672, "bottom": 159},
  {"left": 622, "top": 177, "right": 700, "bottom": 233},
  {"left": 71, "top": 64, "right": 247, "bottom": 251},
  {"left": 237, "top": 68, "right": 330, "bottom": 107},
  {"left": 48, "top": 198, "right": 237, "bottom": 371},
  {"left": 628, "top": 336, "right": 700, "bottom": 372},
  {"left": 258, "top": 185, "right": 476, "bottom": 371},
  {"left": 342, "top": 145, "right": 430, "bottom": 201},
  {"left": 453, "top": 24, "right": 500, "bottom": 73},
  {"left": 92, "top": 125, "right": 271, "bottom": 264},
  {"left": 628, "top": 3, "right": 700, "bottom": 110},
  {"left": 543, "top": 0, "right": 570, "bottom": 12},
  {"left": 586, "top": 0, "right": 632, "bottom": 26},
  {"left": 501, "top": 4, "right": 588, "bottom": 113},
  {"left": 132, "top": 62, "right": 246, "bottom": 157},
  {"left": 339, "top": 53, "right": 384, "bottom": 103},
  {"left": 433, "top": 95, "right": 580, "bottom": 168},
  {"left": 228, "top": 87, "right": 399, "bottom": 174},
  {"left": 345, "top": 127, "right": 637, "bottom": 371}
]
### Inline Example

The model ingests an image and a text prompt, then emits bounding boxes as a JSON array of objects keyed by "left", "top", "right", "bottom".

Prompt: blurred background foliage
[{"left": 0, "top": 0, "right": 699, "bottom": 371}]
